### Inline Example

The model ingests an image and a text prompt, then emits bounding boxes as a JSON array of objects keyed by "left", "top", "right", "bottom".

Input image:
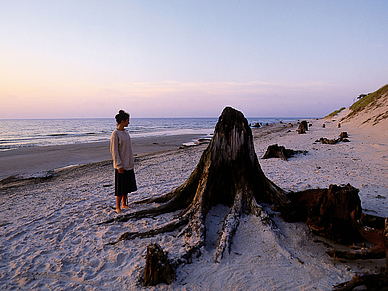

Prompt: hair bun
[{"left": 115, "top": 110, "right": 130, "bottom": 124}]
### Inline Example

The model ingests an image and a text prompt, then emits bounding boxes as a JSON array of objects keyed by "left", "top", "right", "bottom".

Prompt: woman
[{"left": 110, "top": 110, "right": 137, "bottom": 214}]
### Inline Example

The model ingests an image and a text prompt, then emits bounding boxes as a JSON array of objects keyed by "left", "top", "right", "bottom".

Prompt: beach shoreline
[{"left": 0, "top": 133, "right": 207, "bottom": 180}]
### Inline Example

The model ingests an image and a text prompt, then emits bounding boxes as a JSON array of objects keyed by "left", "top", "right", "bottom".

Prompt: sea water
[{"left": 0, "top": 117, "right": 297, "bottom": 151}]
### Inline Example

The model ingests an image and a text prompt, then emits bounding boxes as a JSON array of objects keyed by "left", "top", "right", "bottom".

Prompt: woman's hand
[{"left": 118, "top": 168, "right": 124, "bottom": 174}]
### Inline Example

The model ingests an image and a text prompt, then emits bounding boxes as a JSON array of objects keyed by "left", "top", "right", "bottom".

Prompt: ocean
[{"left": 0, "top": 117, "right": 297, "bottom": 151}]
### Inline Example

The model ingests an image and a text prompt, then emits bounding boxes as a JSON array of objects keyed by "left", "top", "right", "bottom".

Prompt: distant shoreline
[
  {"left": 0, "top": 117, "right": 306, "bottom": 152},
  {"left": 0, "top": 121, "right": 301, "bottom": 181}
]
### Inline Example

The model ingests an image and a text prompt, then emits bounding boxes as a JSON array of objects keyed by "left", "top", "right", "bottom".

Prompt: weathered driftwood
[
  {"left": 315, "top": 132, "right": 350, "bottom": 144},
  {"left": 327, "top": 248, "right": 386, "bottom": 261},
  {"left": 357, "top": 217, "right": 388, "bottom": 268},
  {"left": 142, "top": 243, "right": 174, "bottom": 286},
  {"left": 327, "top": 217, "right": 388, "bottom": 267},
  {"left": 103, "top": 107, "right": 289, "bottom": 266},
  {"left": 261, "top": 144, "right": 307, "bottom": 161},
  {"left": 274, "top": 184, "right": 363, "bottom": 244}
]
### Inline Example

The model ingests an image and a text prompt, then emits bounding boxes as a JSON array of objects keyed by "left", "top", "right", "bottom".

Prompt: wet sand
[{"left": 0, "top": 134, "right": 203, "bottom": 180}]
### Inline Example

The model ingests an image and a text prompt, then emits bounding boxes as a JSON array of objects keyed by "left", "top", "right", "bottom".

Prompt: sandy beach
[{"left": 1, "top": 112, "right": 387, "bottom": 290}]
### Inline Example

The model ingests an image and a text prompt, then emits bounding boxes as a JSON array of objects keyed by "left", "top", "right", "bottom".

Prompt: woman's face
[{"left": 122, "top": 118, "right": 130, "bottom": 127}]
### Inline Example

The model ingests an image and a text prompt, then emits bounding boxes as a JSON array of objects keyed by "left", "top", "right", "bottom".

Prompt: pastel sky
[{"left": 1, "top": 0, "right": 387, "bottom": 118}]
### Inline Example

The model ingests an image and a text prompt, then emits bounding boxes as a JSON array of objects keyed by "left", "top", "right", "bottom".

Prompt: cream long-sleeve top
[{"left": 110, "top": 129, "right": 135, "bottom": 170}]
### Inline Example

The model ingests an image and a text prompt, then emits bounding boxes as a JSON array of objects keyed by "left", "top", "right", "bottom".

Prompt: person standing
[{"left": 110, "top": 110, "right": 137, "bottom": 214}]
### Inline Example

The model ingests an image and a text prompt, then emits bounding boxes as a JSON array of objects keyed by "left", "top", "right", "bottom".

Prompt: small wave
[
  {"left": 1, "top": 118, "right": 300, "bottom": 151},
  {"left": 0, "top": 170, "right": 56, "bottom": 185},
  {"left": 49, "top": 133, "right": 68, "bottom": 137}
]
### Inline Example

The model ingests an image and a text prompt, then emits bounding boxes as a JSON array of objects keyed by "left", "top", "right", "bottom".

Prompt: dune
[{"left": 330, "top": 84, "right": 388, "bottom": 143}]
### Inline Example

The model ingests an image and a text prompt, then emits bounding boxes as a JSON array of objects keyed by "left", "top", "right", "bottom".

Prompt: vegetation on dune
[
  {"left": 325, "top": 107, "right": 346, "bottom": 119},
  {"left": 347, "top": 84, "right": 388, "bottom": 117},
  {"left": 326, "top": 84, "right": 388, "bottom": 121}
]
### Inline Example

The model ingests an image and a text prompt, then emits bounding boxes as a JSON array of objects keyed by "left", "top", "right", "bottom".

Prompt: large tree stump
[
  {"left": 143, "top": 243, "right": 174, "bottom": 286},
  {"left": 104, "top": 107, "right": 289, "bottom": 265}
]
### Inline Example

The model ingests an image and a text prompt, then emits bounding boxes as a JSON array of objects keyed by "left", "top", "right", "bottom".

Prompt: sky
[{"left": 0, "top": 0, "right": 387, "bottom": 119}]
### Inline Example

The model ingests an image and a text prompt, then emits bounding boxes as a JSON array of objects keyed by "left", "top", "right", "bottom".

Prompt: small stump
[
  {"left": 143, "top": 243, "right": 174, "bottom": 286},
  {"left": 297, "top": 121, "right": 308, "bottom": 134},
  {"left": 340, "top": 131, "right": 348, "bottom": 139},
  {"left": 262, "top": 144, "right": 307, "bottom": 161}
]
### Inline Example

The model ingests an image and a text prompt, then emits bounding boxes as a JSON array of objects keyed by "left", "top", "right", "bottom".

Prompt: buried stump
[{"left": 143, "top": 243, "right": 174, "bottom": 286}]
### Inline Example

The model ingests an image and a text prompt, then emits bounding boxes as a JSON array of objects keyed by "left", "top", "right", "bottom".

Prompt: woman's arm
[{"left": 110, "top": 131, "right": 124, "bottom": 170}]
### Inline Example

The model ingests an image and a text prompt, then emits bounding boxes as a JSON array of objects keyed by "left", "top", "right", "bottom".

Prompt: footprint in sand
[{"left": 71, "top": 236, "right": 82, "bottom": 245}]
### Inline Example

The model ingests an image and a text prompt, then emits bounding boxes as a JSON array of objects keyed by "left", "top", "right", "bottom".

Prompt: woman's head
[{"left": 115, "top": 110, "right": 130, "bottom": 124}]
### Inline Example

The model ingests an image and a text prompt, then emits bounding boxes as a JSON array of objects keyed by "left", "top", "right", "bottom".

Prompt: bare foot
[
  {"left": 116, "top": 208, "right": 123, "bottom": 214},
  {"left": 122, "top": 205, "right": 130, "bottom": 210}
]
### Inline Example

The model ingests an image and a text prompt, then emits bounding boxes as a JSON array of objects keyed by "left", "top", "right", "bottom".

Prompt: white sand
[{"left": 0, "top": 114, "right": 387, "bottom": 290}]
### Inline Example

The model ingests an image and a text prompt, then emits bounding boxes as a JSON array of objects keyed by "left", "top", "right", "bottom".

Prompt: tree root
[
  {"left": 333, "top": 271, "right": 388, "bottom": 291},
  {"left": 106, "top": 216, "right": 189, "bottom": 245},
  {"left": 215, "top": 189, "right": 243, "bottom": 263},
  {"left": 327, "top": 247, "right": 386, "bottom": 260}
]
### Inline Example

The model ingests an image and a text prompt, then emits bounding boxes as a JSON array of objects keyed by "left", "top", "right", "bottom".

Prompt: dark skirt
[{"left": 115, "top": 169, "right": 137, "bottom": 196}]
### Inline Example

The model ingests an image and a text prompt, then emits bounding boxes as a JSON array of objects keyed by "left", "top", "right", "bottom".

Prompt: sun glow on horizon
[{"left": 1, "top": 79, "right": 347, "bottom": 119}]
